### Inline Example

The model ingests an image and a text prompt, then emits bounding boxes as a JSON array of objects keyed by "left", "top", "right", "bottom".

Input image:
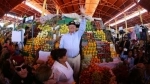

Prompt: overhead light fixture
[
  {"left": 110, "top": 9, "right": 147, "bottom": 26},
  {"left": 4, "top": 14, "right": 23, "bottom": 20},
  {"left": 24, "top": 1, "right": 50, "bottom": 16},
  {"left": 137, "top": 0, "right": 141, "bottom": 3},
  {"left": 104, "top": 3, "right": 136, "bottom": 25}
]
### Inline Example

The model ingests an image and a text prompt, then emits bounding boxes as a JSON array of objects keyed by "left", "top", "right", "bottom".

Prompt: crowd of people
[
  {"left": 114, "top": 33, "right": 150, "bottom": 84},
  {"left": 1, "top": 4, "right": 150, "bottom": 84},
  {"left": 0, "top": 5, "right": 86, "bottom": 84}
]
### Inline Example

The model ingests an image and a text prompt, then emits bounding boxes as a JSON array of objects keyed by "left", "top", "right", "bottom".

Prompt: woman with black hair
[{"left": 51, "top": 48, "right": 74, "bottom": 84}]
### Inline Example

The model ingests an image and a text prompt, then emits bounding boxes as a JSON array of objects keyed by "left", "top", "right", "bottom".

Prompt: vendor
[
  {"left": 59, "top": 5, "right": 86, "bottom": 83},
  {"left": 24, "top": 26, "right": 31, "bottom": 45},
  {"left": 51, "top": 48, "right": 74, "bottom": 84}
]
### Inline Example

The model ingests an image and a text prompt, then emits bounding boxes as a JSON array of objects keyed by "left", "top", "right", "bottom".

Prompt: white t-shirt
[{"left": 52, "top": 61, "right": 74, "bottom": 84}]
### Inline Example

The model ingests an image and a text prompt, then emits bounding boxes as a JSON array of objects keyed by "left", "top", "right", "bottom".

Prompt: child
[
  {"left": 124, "top": 49, "right": 135, "bottom": 69},
  {"left": 14, "top": 44, "right": 21, "bottom": 56}
]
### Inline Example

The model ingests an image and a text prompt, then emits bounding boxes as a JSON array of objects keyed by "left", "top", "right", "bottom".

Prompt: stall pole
[
  {"left": 115, "top": 19, "right": 117, "bottom": 34},
  {"left": 109, "top": 23, "right": 110, "bottom": 30},
  {"left": 42, "top": 0, "right": 47, "bottom": 16},
  {"left": 124, "top": 13, "right": 127, "bottom": 33},
  {"left": 31, "top": 20, "right": 34, "bottom": 54},
  {"left": 138, "top": 7, "right": 143, "bottom": 25},
  {"left": 56, "top": 5, "right": 59, "bottom": 15}
]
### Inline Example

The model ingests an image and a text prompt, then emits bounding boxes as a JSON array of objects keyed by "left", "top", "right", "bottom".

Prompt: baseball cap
[
  {"left": 67, "top": 21, "right": 76, "bottom": 26},
  {"left": 11, "top": 56, "right": 25, "bottom": 66}
]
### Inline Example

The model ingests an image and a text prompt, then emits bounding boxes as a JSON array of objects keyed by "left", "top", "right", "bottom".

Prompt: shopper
[
  {"left": 4, "top": 38, "right": 14, "bottom": 55},
  {"left": 51, "top": 48, "right": 74, "bottom": 84},
  {"left": 119, "top": 35, "right": 130, "bottom": 60},
  {"left": 59, "top": 5, "right": 86, "bottom": 82},
  {"left": 0, "top": 52, "right": 14, "bottom": 81},
  {"left": 35, "top": 64, "right": 56, "bottom": 84},
  {"left": 124, "top": 49, "right": 134, "bottom": 69},
  {"left": 11, "top": 56, "right": 38, "bottom": 84},
  {"left": 134, "top": 48, "right": 145, "bottom": 65}
]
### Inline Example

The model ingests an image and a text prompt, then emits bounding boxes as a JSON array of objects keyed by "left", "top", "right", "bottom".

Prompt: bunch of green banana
[
  {"left": 37, "top": 31, "right": 48, "bottom": 38},
  {"left": 38, "top": 24, "right": 52, "bottom": 32},
  {"left": 59, "top": 24, "right": 69, "bottom": 34}
]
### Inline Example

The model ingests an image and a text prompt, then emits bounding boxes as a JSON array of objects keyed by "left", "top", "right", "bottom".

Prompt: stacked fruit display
[
  {"left": 37, "top": 24, "right": 53, "bottom": 38},
  {"left": 110, "top": 43, "right": 117, "bottom": 58},
  {"left": 82, "top": 39, "right": 100, "bottom": 69},
  {"left": 42, "top": 43, "right": 51, "bottom": 51},
  {"left": 38, "top": 24, "right": 52, "bottom": 31},
  {"left": 86, "top": 21, "right": 93, "bottom": 31},
  {"left": 24, "top": 55, "right": 34, "bottom": 65},
  {"left": 97, "top": 42, "right": 113, "bottom": 63},
  {"left": 90, "top": 56, "right": 101, "bottom": 64},
  {"left": 80, "top": 64, "right": 113, "bottom": 84},
  {"left": 82, "top": 40, "right": 97, "bottom": 56},
  {"left": 93, "top": 30, "right": 106, "bottom": 41},
  {"left": 59, "top": 24, "right": 69, "bottom": 34},
  {"left": 33, "top": 38, "right": 46, "bottom": 46}
]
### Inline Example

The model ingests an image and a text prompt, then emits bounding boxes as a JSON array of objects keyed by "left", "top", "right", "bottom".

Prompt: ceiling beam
[
  {"left": 52, "top": 0, "right": 65, "bottom": 13},
  {"left": 60, "top": 0, "right": 79, "bottom": 8},
  {"left": 109, "top": 0, "right": 128, "bottom": 17},
  {"left": 94, "top": 12, "right": 112, "bottom": 17},
  {"left": 96, "top": 9, "right": 113, "bottom": 17},
  {"left": 98, "top": 1, "right": 122, "bottom": 11},
  {"left": 25, "top": 0, "right": 50, "bottom": 15},
  {"left": 104, "top": 0, "right": 117, "bottom": 16},
  {"left": 85, "top": 0, "right": 101, "bottom": 16}
]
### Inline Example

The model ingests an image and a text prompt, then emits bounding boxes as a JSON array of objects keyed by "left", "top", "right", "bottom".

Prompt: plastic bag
[
  {"left": 62, "top": 13, "right": 94, "bottom": 21},
  {"left": 40, "top": 14, "right": 57, "bottom": 23},
  {"left": 62, "top": 13, "right": 80, "bottom": 19}
]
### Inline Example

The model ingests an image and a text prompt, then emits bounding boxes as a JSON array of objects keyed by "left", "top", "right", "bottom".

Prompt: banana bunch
[
  {"left": 93, "top": 30, "right": 106, "bottom": 41},
  {"left": 86, "top": 21, "right": 92, "bottom": 31},
  {"left": 59, "top": 24, "right": 69, "bottom": 34},
  {"left": 38, "top": 24, "right": 52, "bottom": 32},
  {"left": 37, "top": 31, "right": 48, "bottom": 38}
]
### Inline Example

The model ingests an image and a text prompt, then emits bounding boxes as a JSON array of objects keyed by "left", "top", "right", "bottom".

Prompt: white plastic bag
[
  {"left": 40, "top": 14, "right": 57, "bottom": 23},
  {"left": 62, "top": 13, "right": 80, "bottom": 19}
]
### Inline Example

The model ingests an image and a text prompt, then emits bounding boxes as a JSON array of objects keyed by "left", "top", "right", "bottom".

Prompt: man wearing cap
[
  {"left": 59, "top": 5, "right": 86, "bottom": 83},
  {"left": 11, "top": 56, "right": 39, "bottom": 84}
]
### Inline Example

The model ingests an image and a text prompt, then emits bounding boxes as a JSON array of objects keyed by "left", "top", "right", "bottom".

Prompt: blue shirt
[{"left": 59, "top": 19, "right": 86, "bottom": 57}]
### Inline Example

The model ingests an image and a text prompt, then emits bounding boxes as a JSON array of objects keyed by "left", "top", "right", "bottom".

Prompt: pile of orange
[{"left": 90, "top": 57, "right": 100, "bottom": 64}]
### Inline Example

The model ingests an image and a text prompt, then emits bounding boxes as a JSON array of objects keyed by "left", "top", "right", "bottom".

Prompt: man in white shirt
[{"left": 59, "top": 5, "right": 86, "bottom": 83}]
